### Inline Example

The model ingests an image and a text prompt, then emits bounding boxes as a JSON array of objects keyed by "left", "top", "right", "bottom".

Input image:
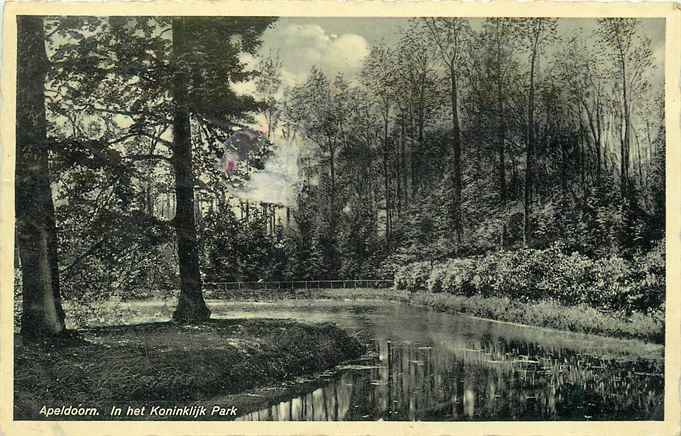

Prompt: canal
[{"left": 203, "top": 299, "right": 663, "bottom": 421}]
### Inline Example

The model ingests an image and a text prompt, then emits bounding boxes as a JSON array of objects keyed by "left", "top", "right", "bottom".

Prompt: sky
[
  {"left": 258, "top": 17, "right": 407, "bottom": 85},
  {"left": 249, "top": 17, "right": 665, "bottom": 89}
]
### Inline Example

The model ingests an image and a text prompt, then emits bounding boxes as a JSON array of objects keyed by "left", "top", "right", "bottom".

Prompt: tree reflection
[{"left": 237, "top": 332, "right": 663, "bottom": 421}]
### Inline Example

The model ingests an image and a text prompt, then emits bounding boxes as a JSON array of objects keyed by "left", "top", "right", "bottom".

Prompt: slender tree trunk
[
  {"left": 646, "top": 120, "right": 653, "bottom": 163},
  {"left": 400, "top": 111, "right": 408, "bottom": 206},
  {"left": 495, "top": 26, "right": 507, "bottom": 249},
  {"left": 417, "top": 82, "right": 426, "bottom": 190},
  {"left": 635, "top": 130, "right": 644, "bottom": 188},
  {"left": 620, "top": 53, "right": 630, "bottom": 198},
  {"left": 523, "top": 44, "right": 538, "bottom": 248},
  {"left": 396, "top": 115, "right": 403, "bottom": 216},
  {"left": 16, "top": 16, "right": 67, "bottom": 341},
  {"left": 596, "top": 133, "right": 602, "bottom": 183},
  {"left": 329, "top": 145, "right": 336, "bottom": 222},
  {"left": 383, "top": 112, "right": 391, "bottom": 249},
  {"left": 584, "top": 101, "right": 602, "bottom": 184},
  {"left": 171, "top": 17, "right": 210, "bottom": 323},
  {"left": 410, "top": 100, "right": 419, "bottom": 197},
  {"left": 270, "top": 204, "right": 277, "bottom": 236},
  {"left": 579, "top": 122, "right": 585, "bottom": 189},
  {"left": 449, "top": 67, "right": 463, "bottom": 247},
  {"left": 596, "top": 97, "right": 603, "bottom": 182},
  {"left": 560, "top": 128, "right": 568, "bottom": 195},
  {"left": 193, "top": 192, "right": 202, "bottom": 228}
]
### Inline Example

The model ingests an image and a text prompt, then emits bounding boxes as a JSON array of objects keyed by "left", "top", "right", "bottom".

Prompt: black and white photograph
[{"left": 2, "top": 3, "right": 678, "bottom": 432}]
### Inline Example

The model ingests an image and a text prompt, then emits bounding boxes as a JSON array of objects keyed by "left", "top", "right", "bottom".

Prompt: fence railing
[{"left": 204, "top": 279, "right": 394, "bottom": 292}]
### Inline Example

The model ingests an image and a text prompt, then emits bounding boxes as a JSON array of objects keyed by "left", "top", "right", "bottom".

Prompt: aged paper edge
[{"left": 0, "top": 1, "right": 679, "bottom": 435}]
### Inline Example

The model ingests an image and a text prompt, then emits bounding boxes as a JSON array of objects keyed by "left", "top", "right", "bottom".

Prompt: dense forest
[{"left": 14, "top": 16, "right": 665, "bottom": 340}]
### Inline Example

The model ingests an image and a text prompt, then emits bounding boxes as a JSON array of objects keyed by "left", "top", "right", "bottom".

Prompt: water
[{"left": 206, "top": 299, "right": 663, "bottom": 421}]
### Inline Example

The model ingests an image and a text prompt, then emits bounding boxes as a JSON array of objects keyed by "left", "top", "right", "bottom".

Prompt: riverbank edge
[
  {"left": 13, "top": 318, "right": 365, "bottom": 420},
  {"left": 312, "top": 288, "right": 664, "bottom": 344}
]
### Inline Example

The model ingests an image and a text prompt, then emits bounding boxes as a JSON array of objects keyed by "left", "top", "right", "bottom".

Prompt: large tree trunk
[
  {"left": 16, "top": 16, "right": 66, "bottom": 341},
  {"left": 171, "top": 17, "right": 210, "bottom": 323}
]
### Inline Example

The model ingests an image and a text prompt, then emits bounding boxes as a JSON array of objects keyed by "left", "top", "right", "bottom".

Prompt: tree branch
[{"left": 123, "top": 154, "right": 173, "bottom": 164}]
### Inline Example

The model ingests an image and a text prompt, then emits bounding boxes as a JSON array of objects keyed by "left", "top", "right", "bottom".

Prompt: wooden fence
[{"left": 203, "top": 279, "right": 393, "bottom": 293}]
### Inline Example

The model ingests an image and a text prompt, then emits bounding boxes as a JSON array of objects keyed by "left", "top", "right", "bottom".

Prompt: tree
[
  {"left": 555, "top": 34, "right": 608, "bottom": 185},
  {"left": 170, "top": 17, "right": 210, "bottom": 322},
  {"left": 288, "top": 69, "right": 351, "bottom": 277},
  {"left": 43, "top": 16, "right": 276, "bottom": 322},
  {"left": 596, "top": 18, "right": 654, "bottom": 198},
  {"left": 44, "top": 17, "right": 180, "bottom": 310},
  {"left": 361, "top": 43, "right": 397, "bottom": 248},
  {"left": 396, "top": 23, "right": 437, "bottom": 199},
  {"left": 481, "top": 18, "right": 517, "bottom": 248},
  {"left": 255, "top": 52, "right": 283, "bottom": 140},
  {"left": 422, "top": 18, "right": 470, "bottom": 249},
  {"left": 517, "top": 18, "right": 557, "bottom": 247},
  {"left": 170, "top": 17, "right": 278, "bottom": 321},
  {"left": 15, "top": 16, "right": 66, "bottom": 340}
]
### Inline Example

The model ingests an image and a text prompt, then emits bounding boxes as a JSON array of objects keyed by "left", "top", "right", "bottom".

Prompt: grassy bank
[
  {"left": 53, "top": 286, "right": 664, "bottom": 343},
  {"left": 14, "top": 318, "right": 365, "bottom": 420},
  {"left": 313, "top": 288, "right": 664, "bottom": 343}
]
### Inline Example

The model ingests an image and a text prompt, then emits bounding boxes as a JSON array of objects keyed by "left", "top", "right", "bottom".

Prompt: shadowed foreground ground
[{"left": 14, "top": 318, "right": 365, "bottom": 420}]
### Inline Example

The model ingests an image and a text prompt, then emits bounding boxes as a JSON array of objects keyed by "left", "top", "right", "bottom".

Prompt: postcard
[{"left": 1, "top": 1, "right": 679, "bottom": 435}]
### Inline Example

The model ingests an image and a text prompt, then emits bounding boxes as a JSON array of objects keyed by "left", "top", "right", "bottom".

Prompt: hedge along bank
[{"left": 394, "top": 242, "right": 665, "bottom": 315}]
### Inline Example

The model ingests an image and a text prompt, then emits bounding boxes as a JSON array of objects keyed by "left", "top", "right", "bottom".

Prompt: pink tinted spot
[{"left": 225, "top": 159, "right": 237, "bottom": 175}]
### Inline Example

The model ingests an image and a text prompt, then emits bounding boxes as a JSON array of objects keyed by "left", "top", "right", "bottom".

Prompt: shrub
[
  {"left": 394, "top": 243, "right": 665, "bottom": 314},
  {"left": 546, "top": 251, "right": 594, "bottom": 305},
  {"left": 630, "top": 241, "right": 665, "bottom": 313},
  {"left": 440, "top": 258, "right": 477, "bottom": 296},
  {"left": 394, "top": 262, "right": 431, "bottom": 292},
  {"left": 426, "top": 263, "right": 447, "bottom": 293}
]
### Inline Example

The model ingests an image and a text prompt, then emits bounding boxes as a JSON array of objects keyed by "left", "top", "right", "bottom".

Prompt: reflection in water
[{"left": 215, "top": 301, "right": 663, "bottom": 421}]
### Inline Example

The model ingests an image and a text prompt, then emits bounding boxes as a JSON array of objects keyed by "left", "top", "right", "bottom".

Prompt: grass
[
  {"left": 14, "top": 318, "right": 365, "bottom": 420},
  {"left": 312, "top": 288, "right": 664, "bottom": 344}
]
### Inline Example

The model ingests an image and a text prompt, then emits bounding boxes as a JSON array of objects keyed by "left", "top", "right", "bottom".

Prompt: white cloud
[
  {"left": 231, "top": 24, "right": 370, "bottom": 98},
  {"left": 264, "top": 23, "right": 370, "bottom": 86},
  {"left": 324, "top": 34, "right": 371, "bottom": 75}
]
